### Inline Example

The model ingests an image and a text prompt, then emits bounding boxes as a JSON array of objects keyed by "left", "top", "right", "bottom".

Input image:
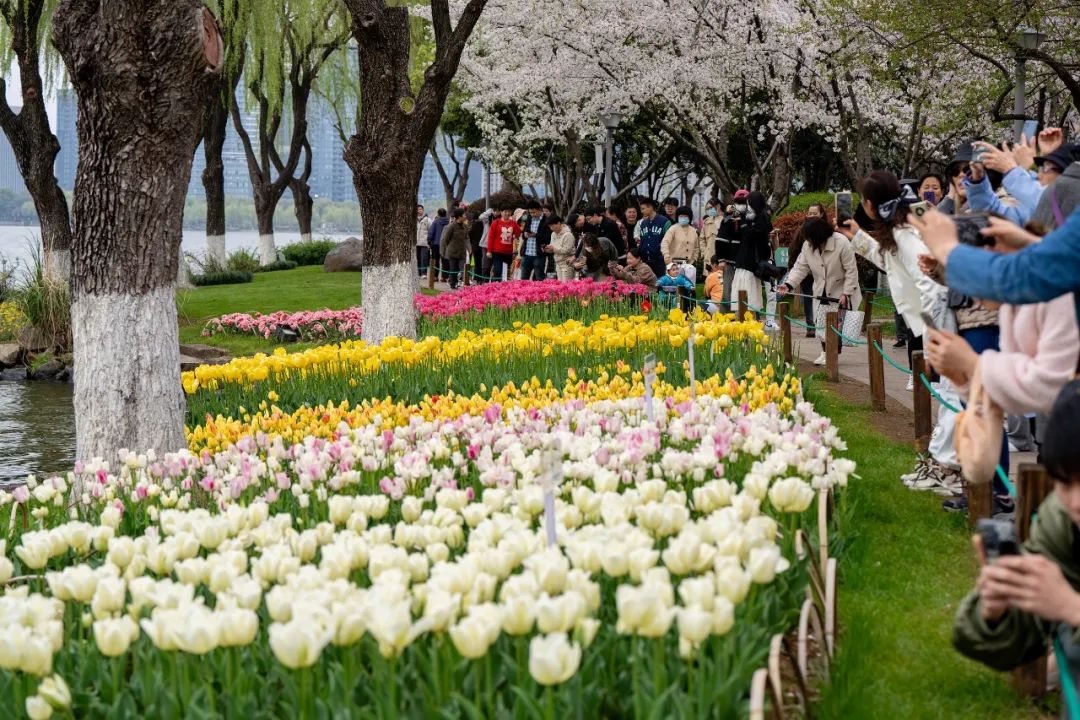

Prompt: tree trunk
[
  {"left": 0, "top": 0, "right": 73, "bottom": 282},
  {"left": 254, "top": 188, "right": 277, "bottom": 265},
  {"left": 54, "top": 0, "right": 221, "bottom": 469},
  {"left": 291, "top": 178, "right": 314, "bottom": 243},
  {"left": 202, "top": 90, "right": 229, "bottom": 265},
  {"left": 343, "top": 0, "right": 487, "bottom": 344}
]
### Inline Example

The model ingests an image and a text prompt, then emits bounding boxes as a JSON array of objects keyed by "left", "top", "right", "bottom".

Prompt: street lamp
[
  {"left": 1013, "top": 26, "right": 1046, "bottom": 143},
  {"left": 481, "top": 140, "right": 490, "bottom": 212},
  {"left": 592, "top": 141, "right": 605, "bottom": 201},
  {"left": 600, "top": 109, "right": 624, "bottom": 207},
  {"left": 695, "top": 185, "right": 708, "bottom": 225}
]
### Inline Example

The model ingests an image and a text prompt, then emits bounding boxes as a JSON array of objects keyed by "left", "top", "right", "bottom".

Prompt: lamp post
[
  {"left": 600, "top": 109, "right": 624, "bottom": 207},
  {"left": 592, "top": 141, "right": 604, "bottom": 203},
  {"left": 696, "top": 185, "right": 708, "bottom": 225},
  {"left": 1013, "top": 26, "right": 1045, "bottom": 143},
  {"left": 482, "top": 141, "right": 491, "bottom": 212}
]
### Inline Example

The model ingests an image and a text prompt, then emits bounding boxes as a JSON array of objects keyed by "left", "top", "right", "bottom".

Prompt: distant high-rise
[
  {"left": 55, "top": 89, "right": 78, "bottom": 190},
  {"left": 0, "top": 109, "right": 27, "bottom": 193},
  {"left": 418, "top": 137, "right": 483, "bottom": 208}
]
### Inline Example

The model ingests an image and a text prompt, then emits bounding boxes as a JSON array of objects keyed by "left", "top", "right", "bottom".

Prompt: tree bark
[
  {"left": 54, "top": 0, "right": 221, "bottom": 469},
  {"left": 0, "top": 0, "right": 73, "bottom": 281},
  {"left": 202, "top": 86, "right": 230, "bottom": 265},
  {"left": 343, "top": 0, "right": 487, "bottom": 344},
  {"left": 290, "top": 138, "right": 314, "bottom": 242}
]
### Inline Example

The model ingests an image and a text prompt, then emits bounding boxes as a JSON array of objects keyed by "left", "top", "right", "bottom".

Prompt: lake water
[{"left": 0, "top": 225, "right": 357, "bottom": 487}]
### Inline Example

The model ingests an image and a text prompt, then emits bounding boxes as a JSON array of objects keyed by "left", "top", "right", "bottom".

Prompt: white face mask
[{"left": 734, "top": 203, "right": 747, "bottom": 213}]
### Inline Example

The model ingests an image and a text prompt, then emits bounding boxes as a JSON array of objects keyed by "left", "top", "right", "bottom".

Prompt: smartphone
[
  {"left": 909, "top": 201, "right": 931, "bottom": 218},
  {"left": 835, "top": 191, "right": 853, "bottom": 221},
  {"left": 920, "top": 312, "right": 938, "bottom": 332},
  {"left": 923, "top": 191, "right": 936, "bottom": 204},
  {"left": 1022, "top": 119, "right": 1039, "bottom": 140},
  {"left": 976, "top": 518, "right": 1020, "bottom": 562},
  {"left": 971, "top": 144, "right": 990, "bottom": 164}
]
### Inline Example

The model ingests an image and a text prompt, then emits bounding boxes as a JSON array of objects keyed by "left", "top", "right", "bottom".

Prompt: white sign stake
[
  {"left": 540, "top": 450, "right": 562, "bottom": 547},
  {"left": 643, "top": 353, "right": 657, "bottom": 424},
  {"left": 687, "top": 320, "right": 697, "bottom": 399}
]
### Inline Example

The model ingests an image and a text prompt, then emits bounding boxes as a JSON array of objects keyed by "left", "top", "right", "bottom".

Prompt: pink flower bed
[
  {"left": 413, "top": 278, "right": 650, "bottom": 318},
  {"left": 204, "top": 279, "right": 649, "bottom": 340},
  {"left": 203, "top": 308, "right": 364, "bottom": 341}
]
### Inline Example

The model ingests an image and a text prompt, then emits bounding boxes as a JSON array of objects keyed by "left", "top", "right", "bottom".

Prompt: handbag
[
  {"left": 954, "top": 359, "right": 1004, "bottom": 485},
  {"left": 813, "top": 298, "right": 863, "bottom": 346}
]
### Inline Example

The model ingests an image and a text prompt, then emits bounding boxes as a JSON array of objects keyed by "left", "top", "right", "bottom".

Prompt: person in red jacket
[{"left": 486, "top": 207, "right": 521, "bottom": 281}]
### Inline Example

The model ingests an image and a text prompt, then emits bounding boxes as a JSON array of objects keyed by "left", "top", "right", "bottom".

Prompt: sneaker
[
  {"left": 942, "top": 496, "right": 967, "bottom": 513},
  {"left": 765, "top": 322, "right": 780, "bottom": 332},
  {"left": 931, "top": 468, "right": 964, "bottom": 497},
  {"left": 805, "top": 329, "right": 816, "bottom": 338},
  {"left": 893, "top": 337, "right": 907, "bottom": 348},
  {"left": 906, "top": 375, "right": 914, "bottom": 391},
  {"left": 901, "top": 455, "right": 931, "bottom": 485},
  {"left": 908, "top": 461, "right": 952, "bottom": 491},
  {"left": 943, "top": 495, "right": 1016, "bottom": 515},
  {"left": 813, "top": 352, "right": 827, "bottom": 366}
]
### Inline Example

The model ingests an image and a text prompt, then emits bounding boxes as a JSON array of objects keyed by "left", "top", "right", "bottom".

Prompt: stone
[
  {"left": 17, "top": 326, "right": 51, "bottom": 352},
  {"left": 28, "top": 359, "right": 64, "bottom": 381},
  {"left": 322, "top": 238, "right": 362, "bottom": 272},
  {"left": 178, "top": 343, "right": 230, "bottom": 361},
  {"left": 56, "top": 366, "right": 72, "bottom": 383},
  {"left": 0, "top": 342, "right": 20, "bottom": 367},
  {"left": 180, "top": 354, "right": 228, "bottom": 373}
]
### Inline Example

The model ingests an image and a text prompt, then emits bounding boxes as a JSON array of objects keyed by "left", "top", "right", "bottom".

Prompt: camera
[
  {"left": 976, "top": 518, "right": 1020, "bottom": 562},
  {"left": 909, "top": 201, "right": 931, "bottom": 218},
  {"left": 954, "top": 213, "right": 994, "bottom": 248}
]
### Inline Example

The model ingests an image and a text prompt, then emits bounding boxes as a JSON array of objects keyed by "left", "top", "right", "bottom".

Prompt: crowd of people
[{"left": 415, "top": 191, "right": 785, "bottom": 318}]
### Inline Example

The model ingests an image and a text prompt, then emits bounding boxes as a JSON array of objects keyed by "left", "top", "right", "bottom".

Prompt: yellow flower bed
[
  {"left": 0, "top": 301, "right": 25, "bottom": 341},
  {"left": 182, "top": 309, "right": 768, "bottom": 395},
  {"left": 187, "top": 362, "right": 799, "bottom": 453}
]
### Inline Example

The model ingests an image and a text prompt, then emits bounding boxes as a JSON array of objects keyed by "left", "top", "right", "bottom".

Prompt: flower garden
[{"left": 0, "top": 283, "right": 853, "bottom": 719}]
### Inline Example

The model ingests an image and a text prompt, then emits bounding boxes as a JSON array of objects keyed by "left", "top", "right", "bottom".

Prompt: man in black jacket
[
  {"left": 520, "top": 200, "right": 550, "bottom": 280},
  {"left": 587, "top": 207, "right": 626, "bottom": 256}
]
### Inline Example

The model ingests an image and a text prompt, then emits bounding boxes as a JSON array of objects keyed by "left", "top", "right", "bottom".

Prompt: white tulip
[
  {"left": 677, "top": 604, "right": 713, "bottom": 646},
  {"left": 37, "top": 674, "right": 71, "bottom": 709},
  {"left": 269, "top": 619, "right": 330, "bottom": 669},
  {"left": 528, "top": 633, "right": 581, "bottom": 686},
  {"left": 25, "top": 695, "right": 52, "bottom": 720},
  {"left": 93, "top": 616, "right": 138, "bottom": 657},
  {"left": 768, "top": 477, "right": 815, "bottom": 514}
]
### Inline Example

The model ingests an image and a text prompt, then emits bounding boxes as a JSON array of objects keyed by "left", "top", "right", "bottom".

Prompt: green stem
[{"left": 545, "top": 686, "right": 555, "bottom": 720}]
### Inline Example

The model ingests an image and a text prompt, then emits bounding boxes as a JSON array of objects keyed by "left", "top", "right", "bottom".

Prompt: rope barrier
[
  {"left": 1056, "top": 636, "right": 1080, "bottom": 720},
  {"left": 918, "top": 373, "right": 959, "bottom": 412},
  {"left": 871, "top": 339, "right": 913, "bottom": 375},
  {"left": 828, "top": 324, "right": 867, "bottom": 346}
]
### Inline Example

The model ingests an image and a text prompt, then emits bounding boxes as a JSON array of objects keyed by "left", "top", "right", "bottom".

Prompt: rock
[
  {"left": 322, "top": 238, "right": 362, "bottom": 272},
  {"left": 28, "top": 359, "right": 64, "bottom": 381},
  {"left": 56, "top": 366, "right": 72, "bottom": 383},
  {"left": 17, "top": 326, "right": 51, "bottom": 353},
  {"left": 179, "top": 343, "right": 230, "bottom": 362},
  {"left": 180, "top": 355, "right": 229, "bottom": 373},
  {"left": 0, "top": 343, "right": 20, "bottom": 367}
]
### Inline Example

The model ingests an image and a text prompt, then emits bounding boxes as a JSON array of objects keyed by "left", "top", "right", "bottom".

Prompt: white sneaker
[
  {"left": 765, "top": 322, "right": 780, "bottom": 331},
  {"left": 906, "top": 375, "right": 914, "bottom": 391},
  {"left": 813, "top": 352, "right": 827, "bottom": 366}
]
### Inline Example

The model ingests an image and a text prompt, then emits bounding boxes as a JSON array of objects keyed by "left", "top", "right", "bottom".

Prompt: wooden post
[
  {"left": 825, "top": 310, "right": 839, "bottom": 382},
  {"left": 861, "top": 290, "right": 875, "bottom": 331},
  {"left": 738, "top": 290, "right": 748, "bottom": 320},
  {"left": 1012, "top": 464, "right": 1052, "bottom": 697},
  {"left": 427, "top": 261, "right": 436, "bottom": 290},
  {"left": 779, "top": 301, "right": 792, "bottom": 365},
  {"left": 966, "top": 482, "right": 993, "bottom": 527},
  {"left": 912, "top": 351, "right": 932, "bottom": 452},
  {"left": 867, "top": 323, "right": 886, "bottom": 411}
]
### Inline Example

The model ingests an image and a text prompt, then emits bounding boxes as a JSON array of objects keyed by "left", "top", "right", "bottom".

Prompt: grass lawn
[
  {"left": 808, "top": 380, "right": 1054, "bottom": 719},
  {"left": 176, "top": 266, "right": 437, "bottom": 356}
]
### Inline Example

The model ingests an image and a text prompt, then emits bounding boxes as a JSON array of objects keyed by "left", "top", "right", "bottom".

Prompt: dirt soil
[{"left": 796, "top": 360, "right": 918, "bottom": 448}]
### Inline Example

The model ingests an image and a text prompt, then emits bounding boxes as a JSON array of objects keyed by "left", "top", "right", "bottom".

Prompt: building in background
[
  {"left": 54, "top": 89, "right": 77, "bottom": 191},
  {"left": 418, "top": 136, "right": 483, "bottom": 208},
  {"left": 0, "top": 108, "right": 27, "bottom": 193}
]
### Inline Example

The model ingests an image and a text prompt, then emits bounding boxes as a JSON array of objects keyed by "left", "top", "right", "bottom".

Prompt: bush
[
  {"left": 192, "top": 271, "right": 254, "bottom": 287},
  {"left": 11, "top": 249, "right": 71, "bottom": 350},
  {"left": 226, "top": 248, "right": 261, "bottom": 274},
  {"left": 255, "top": 260, "right": 298, "bottom": 273},
  {"left": 282, "top": 239, "right": 338, "bottom": 266}
]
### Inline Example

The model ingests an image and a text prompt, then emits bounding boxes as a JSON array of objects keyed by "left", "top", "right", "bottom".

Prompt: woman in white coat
[
  {"left": 835, "top": 171, "right": 947, "bottom": 373},
  {"left": 778, "top": 217, "right": 862, "bottom": 365}
]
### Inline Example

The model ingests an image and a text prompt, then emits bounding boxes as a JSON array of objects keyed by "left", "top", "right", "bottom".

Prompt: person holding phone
[
  {"left": 953, "top": 379, "right": 1080, "bottom": 694},
  {"left": 963, "top": 133, "right": 1070, "bottom": 226},
  {"left": 918, "top": 174, "right": 945, "bottom": 206},
  {"left": 778, "top": 217, "right": 861, "bottom": 364}
]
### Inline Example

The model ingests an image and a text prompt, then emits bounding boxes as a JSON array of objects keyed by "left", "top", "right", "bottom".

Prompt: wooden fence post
[
  {"left": 779, "top": 301, "right": 793, "bottom": 365},
  {"left": 1011, "top": 464, "right": 1053, "bottom": 697},
  {"left": 738, "top": 290, "right": 748, "bottom": 320},
  {"left": 861, "top": 291, "right": 875, "bottom": 331},
  {"left": 867, "top": 323, "right": 886, "bottom": 411},
  {"left": 428, "top": 261, "right": 436, "bottom": 290},
  {"left": 912, "top": 351, "right": 931, "bottom": 452},
  {"left": 825, "top": 311, "right": 839, "bottom": 382}
]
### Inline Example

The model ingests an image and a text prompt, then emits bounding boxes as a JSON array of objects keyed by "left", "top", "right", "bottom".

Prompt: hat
[
  {"left": 951, "top": 140, "right": 975, "bottom": 164},
  {"left": 733, "top": 188, "right": 750, "bottom": 200},
  {"left": 1035, "top": 144, "right": 1079, "bottom": 173},
  {"left": 666, "top": 262, "right": 681, "bottom": 271}
]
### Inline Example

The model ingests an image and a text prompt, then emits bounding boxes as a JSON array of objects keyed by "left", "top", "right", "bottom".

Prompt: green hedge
[
  {"left": 192, "top": 271, "right": 254, "bottom": 287},
  {"left": 255, "top": 260, "right": 299, "bottom": 273},
  {"left": 282, "top": 239, "right": 338, "bottom": 266}
]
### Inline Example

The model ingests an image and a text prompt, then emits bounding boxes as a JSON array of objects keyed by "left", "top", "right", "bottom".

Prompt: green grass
[
  {"left": 808, "top": 380, "right": 1053, "bottom": 719},
  {"left": 176, "top": 266, "right": 436, "bottom": 356}
]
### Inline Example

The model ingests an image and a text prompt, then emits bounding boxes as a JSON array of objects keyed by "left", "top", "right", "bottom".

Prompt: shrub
[
  {"left": 10, "top": 247, "right": 71, "bottom": 350},
  {"left": 255, "top": 260, "right": 298, "bottom": 273},
  {"left": 282, "top": 239, "right": 338, "bottom": 266},
  {"left": 192, "top": 271, "right": 254, "bottom": 287},
  {"left": 0, "top": 301, "right": 26, "bottom": 341},
  {"left": 226, "top": 248, "right": 261, "bottom": 274}
]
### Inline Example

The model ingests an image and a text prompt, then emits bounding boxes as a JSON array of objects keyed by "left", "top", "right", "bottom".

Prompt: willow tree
[
  {"left": 54, "top": 0, "right": 221, "bottom": 465},
  {"left": 343, "top": 0, "right": 487, "bottom": 342},
  {"left": 0, "top": 0, "right": 71, "bottom": 279},
  {"left": 234, "top": 0, "right": 349, "bottom": 265}
]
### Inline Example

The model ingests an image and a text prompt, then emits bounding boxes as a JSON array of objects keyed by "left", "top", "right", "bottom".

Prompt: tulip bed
[{"left": 0, "top": 301, "right": 855, "bottom": 719}]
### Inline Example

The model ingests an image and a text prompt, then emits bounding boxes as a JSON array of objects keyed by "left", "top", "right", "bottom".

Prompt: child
[
  {"left": 703, "top": 256, "right": 724, "bottom": 313},
  {"left": 657, "top": 262, "right": 695, "bottom": 310}
]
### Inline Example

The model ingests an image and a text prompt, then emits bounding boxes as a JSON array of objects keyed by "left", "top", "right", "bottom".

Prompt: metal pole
[
  {"left": 604, "top": 126, "right": 614, "bottom": 208},
  {"left": 1013, "top": 55, "right": 1026, "bottom": 144},
  {"left": 484, "top": 163, "right": 490, "bottom": 212}
]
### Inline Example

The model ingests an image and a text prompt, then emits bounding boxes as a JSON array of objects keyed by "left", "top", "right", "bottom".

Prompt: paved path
[{"left": 782, "top": 324, "right": 1036, "bottom": 479}]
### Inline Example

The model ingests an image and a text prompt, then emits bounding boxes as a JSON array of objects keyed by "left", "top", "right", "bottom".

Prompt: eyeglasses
[{"left": 1038, "top": 164, "right": 1061, "bottom": 176}]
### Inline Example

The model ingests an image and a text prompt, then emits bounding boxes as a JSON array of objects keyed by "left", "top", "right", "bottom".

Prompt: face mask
[
  {"left": 678, "top": 217, "right": 690, "bottom": 227},
  {"left": 707, "top": 208, "right": 718, "bottom": 217},
  {"left": 734, "top": 203, "right": 747, "bottom": 213}
]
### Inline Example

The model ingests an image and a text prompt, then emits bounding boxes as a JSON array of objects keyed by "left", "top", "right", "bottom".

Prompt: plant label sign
[
  {"left": 687, "top": 321, "right": 697, "bottom": 399},
  {"left": 643, "top": 353, "right": 656, "bottom": 424}
]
